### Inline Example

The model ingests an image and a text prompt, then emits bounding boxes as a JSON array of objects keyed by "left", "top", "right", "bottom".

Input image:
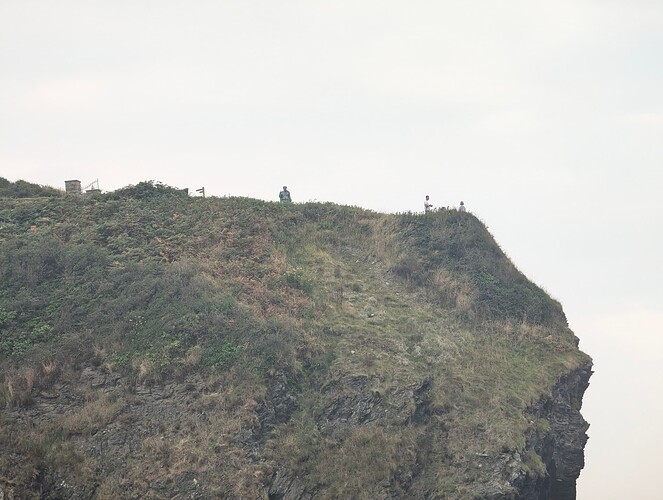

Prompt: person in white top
[
  {"left": 424, "top": 195, "right": 433, "bottom": 213},
  {"left": 459, "top": 201, "right": 466, "bottom": 212}
]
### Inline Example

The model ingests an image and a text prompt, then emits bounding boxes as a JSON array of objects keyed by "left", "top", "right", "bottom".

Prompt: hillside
[{"left": 0, "top": 182, "right": 591, "bottom": 499}]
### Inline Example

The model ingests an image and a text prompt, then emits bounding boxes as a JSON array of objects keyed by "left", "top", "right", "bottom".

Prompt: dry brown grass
[
  {"left": 95, "top": 475, "right": 127, "bottom": 499},
  {"left": 184, "top": 345, "right": 203, "bottom": 366},
  {"left": 56, "top": 392, "right": 125, "bottom": 436},
  {"left": 432, "top": 268, "right": 478, "bottom": 318},
  {"left": 0, "top": 360, "right": 60, "bottom": 400},
  {"left": 41, "top": 360, "right": 58, "bottom": 377},
  {"left": 312, "top": 426, "right": 413, "bottom": 499},
  {"left": 367, "top": 217, "right": 401, "bottom": 265},
  {"left": 4, "top": 367, "right": 38, "bottom": 407},
  {"left": 0, "top": 362, "right": 61, "bottom": 408},
  {"left": 122, "top": 379, "right": 271, "bottom": 498}
]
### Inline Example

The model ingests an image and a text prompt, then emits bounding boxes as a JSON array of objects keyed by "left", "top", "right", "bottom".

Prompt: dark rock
[
  {"left": 512, "top": 363, "right": 593, "bottom": 500},
  {"left": 2, "top": 360, "right": 591, "bottom": 500},
  {"left": 134, "top": 384, "right": 174, "bottom": 400},
  {"left": 268, "top": 468, "right": 311, "bottom": 500},
  {"left": 320, "top": 376, "right": 435, "bottom": 432},
  {"left": 255, "top": 371, "right": 299, "bottom": 440},
  {"left": 81, "top": 367, "right": 106, "bottom": 388}
]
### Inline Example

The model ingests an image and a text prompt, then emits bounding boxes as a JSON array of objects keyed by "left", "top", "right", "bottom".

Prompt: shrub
[
  {"left": 202, "top": 341, "right": 243, "bottom": 369},
  {"left": 107, "top": 180, "right": 189, "bottom": 200},
  {"left": 2, "top": 367, "right": 38, "bottom": 407},
  {"left": 392, "top": 254, "right": 426, "bottom": 284},
  {"left": 283, "top": 267, "right": 314, "bottom": 294},
  {"left": 0, "top": 177, "right": 62, "bottom": 198}
]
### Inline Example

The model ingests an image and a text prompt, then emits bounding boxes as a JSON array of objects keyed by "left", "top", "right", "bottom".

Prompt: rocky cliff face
[
  {"left": 519, "top": 363, "right": 593, "bottom": 500},
  {"left": 1, "top": 363, "right": 591, "bottom": 499},
  {"left": 266, "top": 364, "right": 593, "bottom": 500}
]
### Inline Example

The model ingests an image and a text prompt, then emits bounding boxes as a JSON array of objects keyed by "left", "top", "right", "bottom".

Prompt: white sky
[{"left": 1, "top": 1, "right": 662, "bottom": 497}]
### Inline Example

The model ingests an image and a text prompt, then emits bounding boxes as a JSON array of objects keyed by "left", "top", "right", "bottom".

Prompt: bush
[
  {"left": 0, "top": 177, "right": 62, "bottom": 198},
  {"left": 392, "top": 254, "right": 426, "bottom": 284},
  {"left": 108, "top": 180, "right": 189, "bottom": 200},
  {"left": 202, "top": 341, "right": 243, "bottom": 369}
]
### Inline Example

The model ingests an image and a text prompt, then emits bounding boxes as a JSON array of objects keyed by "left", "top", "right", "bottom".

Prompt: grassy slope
[{"left": 0, "top": 183, "right": 590, "bottom": 498}]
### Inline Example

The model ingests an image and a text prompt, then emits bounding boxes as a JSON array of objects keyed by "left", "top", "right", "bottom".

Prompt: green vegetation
[
  {"left": 396, "top": 210, "right": 566, "bottom": 325},
  {"left": 0, "top": 177, "right": 62, "bottom": 198},
  {"left": 0, "top": 181, "right": 590, "bottom": 498}
]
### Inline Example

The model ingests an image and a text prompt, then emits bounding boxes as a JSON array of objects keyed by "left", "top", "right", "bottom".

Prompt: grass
[
  {"left": 0, "top": 182, "right": 591, "bottom": 498},
  {"left": 56, "top": 392, "right": 126, "bottom": 437}
]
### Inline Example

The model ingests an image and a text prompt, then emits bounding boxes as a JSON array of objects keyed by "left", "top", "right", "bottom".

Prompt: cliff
[{"left": 0, "top": 182, "right": 592, "bottom": 499}]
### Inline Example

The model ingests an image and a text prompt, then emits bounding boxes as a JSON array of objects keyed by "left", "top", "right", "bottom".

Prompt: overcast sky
[{"left": 2, "top": 1, "right": 662, "bottom": 497}]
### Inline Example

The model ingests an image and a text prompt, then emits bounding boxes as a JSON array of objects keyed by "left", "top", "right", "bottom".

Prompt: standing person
[
  {"left": 424, "top": 195, "right": 433, "bottom": 213},
  {"left": 279, "top": 186, "right": 292, "bottom": 203},
  {"left": 459, "top": 201, "right": 466, "bottom": 212}
]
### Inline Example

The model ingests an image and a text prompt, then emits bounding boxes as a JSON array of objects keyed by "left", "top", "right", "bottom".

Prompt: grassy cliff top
[{"left": 0, "top": 181, "right": 590, "bottom": 498}]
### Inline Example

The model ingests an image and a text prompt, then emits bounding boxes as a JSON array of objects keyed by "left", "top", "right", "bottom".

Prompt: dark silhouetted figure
[{"left": 279, "top": 186, "right": 292, "bottom": 203}]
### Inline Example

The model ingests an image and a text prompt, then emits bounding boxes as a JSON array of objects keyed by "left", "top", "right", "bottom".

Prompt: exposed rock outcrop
[
  {"left": 266, "top": 365, "right": 592, "bottom": 500},
  {"left": 1, "top": 361, "right": 591, "bottom": 499},
  {"left": 520, "top": 363, "right": 593, "bottom": 499}
]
